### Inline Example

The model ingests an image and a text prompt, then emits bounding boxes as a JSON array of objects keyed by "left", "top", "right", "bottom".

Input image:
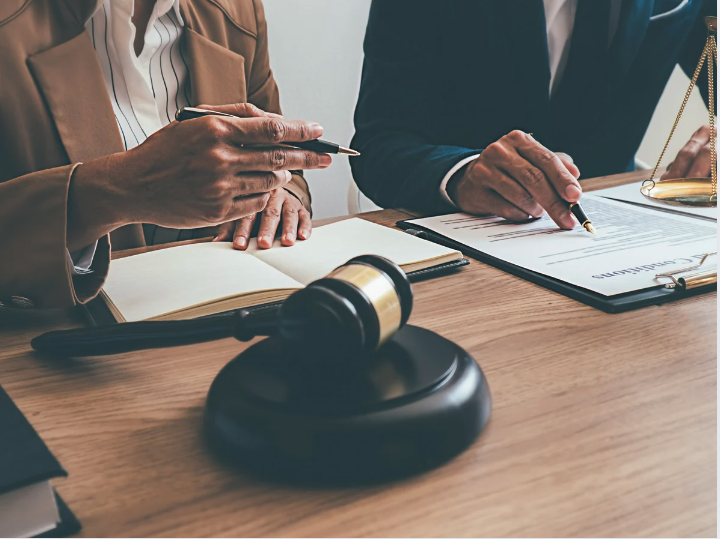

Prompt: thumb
[
  {"left": 197, "top": 102, "right": 267, "bottom": 118},
  {"left": 556, "top": 152, "right": 580, "bottom": 180}
]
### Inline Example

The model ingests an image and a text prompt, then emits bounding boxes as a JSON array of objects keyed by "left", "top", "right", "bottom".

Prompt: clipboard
[{"left": 397, "top": 220, "right": 717, "bottom": 314}]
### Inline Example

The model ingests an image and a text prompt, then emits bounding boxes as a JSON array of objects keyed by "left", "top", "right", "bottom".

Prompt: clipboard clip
[{"left": 655, "top": 252, "right": 717, "bottom": 290}]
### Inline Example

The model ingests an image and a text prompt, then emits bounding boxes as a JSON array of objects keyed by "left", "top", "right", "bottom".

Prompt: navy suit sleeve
[
  {"left": 350, "top": 0, "right": 481, "bottom": 214},
  {"left": 678, "top": 0, "right": 716, "bottom": 112}
]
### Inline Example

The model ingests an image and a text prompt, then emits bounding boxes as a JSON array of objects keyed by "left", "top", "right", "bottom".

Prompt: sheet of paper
[
  {"left": 594, "top": 181, "right": 717, "bottom": 221},
  {"left": 406, "top": 195, "right": 717, "bottom": 296},
  {"left": 250, "top": 218, "right": 459, "bottom": 285},
  {"left": 104, "top": 243, "right": 302, "bottom": 321}
]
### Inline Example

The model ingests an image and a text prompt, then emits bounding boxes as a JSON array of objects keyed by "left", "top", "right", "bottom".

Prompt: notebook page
[
  {"left": 249, "top": 218, "right": 459, "bottom": 285},
  {"left": 103, "top": 242, "right": 302, "bottom": 322},
  {"left": 405, "top": 195, "right": 716, "bottom": 296}
]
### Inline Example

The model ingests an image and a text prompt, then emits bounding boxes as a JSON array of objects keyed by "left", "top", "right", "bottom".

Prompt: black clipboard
[{"left": 397, "top": 220, "right": 716, "bottom": 314}]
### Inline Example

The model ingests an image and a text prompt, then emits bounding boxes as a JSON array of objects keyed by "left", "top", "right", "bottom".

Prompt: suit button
[{"left": 11, "top": 296, "right": 34, "bottom": 309}]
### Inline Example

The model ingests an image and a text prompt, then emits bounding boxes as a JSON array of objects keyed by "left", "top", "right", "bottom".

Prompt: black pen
[
  {"left": 175, "top": 107, "right": 360, "bottom": 156},
  {"left": 569, "top": 201, "right": 596, "bottom": 236}
]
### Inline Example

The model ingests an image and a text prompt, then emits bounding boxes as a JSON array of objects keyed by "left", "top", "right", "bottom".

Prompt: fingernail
[
  {"left": 235, "top": 237, "right": 247, "bottom": 248},
  {"left": 319, "top": 154, "right": 332, "bottom": 167},
  {"left": 284, "top": 170, "right": 292, "bottom": 182},
  {"left": 565, "top": 184, "right": 582, "bottom": 200},
  {"left": 259, "top": 235, "right": 271, "bottom": 245},
  {"left": 284, "top": 233, "right": 295, "bottom": 243},
  {"left": 310, "top": 123, "right": 323, "bottom": 139},
  {"left": 298, "top": 230, "right": 307, "bottom": 240}
]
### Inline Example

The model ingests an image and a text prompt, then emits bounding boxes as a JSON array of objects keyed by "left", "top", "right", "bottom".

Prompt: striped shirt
[{"left": 72, "top": 0, "right": 195, "bottom": 273}]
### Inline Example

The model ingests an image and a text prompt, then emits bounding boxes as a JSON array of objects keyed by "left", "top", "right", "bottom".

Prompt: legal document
[
  {"left": 405, "top": 195, "right": 717, "bottom": 296},
  {"left": 593, "top": 181, "right": 717, "bottom": 221}
]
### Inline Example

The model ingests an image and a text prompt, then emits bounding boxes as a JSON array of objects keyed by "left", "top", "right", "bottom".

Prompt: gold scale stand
[{"left": 641, "top": 16, "right": 717, "bottom": 208}]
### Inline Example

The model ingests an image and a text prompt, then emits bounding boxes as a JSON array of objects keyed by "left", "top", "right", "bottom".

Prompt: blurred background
[{"left": 264, "top": 0, "right": 709, "bottom": 219}]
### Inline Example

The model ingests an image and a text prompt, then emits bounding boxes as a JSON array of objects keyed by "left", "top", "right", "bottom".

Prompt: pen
[
  {"left": 175, "top": 107, "right": 360, "bottom": 156},
  {"left": 569, "top": 202, "right": 596, "bottom": 236}
]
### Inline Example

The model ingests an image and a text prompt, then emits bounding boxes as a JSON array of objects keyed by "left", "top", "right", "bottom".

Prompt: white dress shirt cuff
[
  {"left": 439, "top": 154, "right": 481, "bottom": 207},
  {"left": 67, "top": 241, "right": 98, "bottom": 275}
]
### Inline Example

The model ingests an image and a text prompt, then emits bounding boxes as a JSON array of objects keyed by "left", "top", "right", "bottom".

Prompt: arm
[
  {"left": 350, "top": 0, "right": 481, "bottom": 215},
  {"left": 0, "top": 165, "right": 111, "bottom": 308}
]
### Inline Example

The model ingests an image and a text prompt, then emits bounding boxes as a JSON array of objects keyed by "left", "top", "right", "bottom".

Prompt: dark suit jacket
[{"left": 351, "top": 0, "right": 715, "bottom": 215}]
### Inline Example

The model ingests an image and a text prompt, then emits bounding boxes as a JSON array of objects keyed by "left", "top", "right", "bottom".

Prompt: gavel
[
  {"left": 32, "top": 255, "right": 490, "bottom": 485},
  {"left": 32, "top": 255, "right": 413, "bottom": 359}
]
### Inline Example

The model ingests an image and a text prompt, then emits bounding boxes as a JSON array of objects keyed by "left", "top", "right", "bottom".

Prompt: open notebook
[{"left": 99, "top": 218, "right": 463, "bottom": 322}]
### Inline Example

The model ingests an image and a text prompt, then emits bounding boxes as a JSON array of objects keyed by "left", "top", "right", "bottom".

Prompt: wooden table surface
[{"left": 0, "top": 171, "right": 716, "bottom": 537}]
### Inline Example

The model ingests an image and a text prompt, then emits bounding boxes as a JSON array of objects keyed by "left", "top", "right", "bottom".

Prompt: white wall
[
  {"left": 264, "top": 0, "right": 372, "bottom": 219},
  {"left": 264, "top": 1, "right": 709, "bottom": 218}
]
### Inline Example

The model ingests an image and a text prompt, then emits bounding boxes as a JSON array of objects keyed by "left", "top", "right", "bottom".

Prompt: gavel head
[{"left": 276, "top": 255, "right": 413, "bottom": 359}]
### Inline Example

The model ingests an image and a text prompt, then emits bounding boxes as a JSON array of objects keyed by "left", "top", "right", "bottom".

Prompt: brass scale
[{"left": 640, "top": 16, "right": 717, "bottom": 291}]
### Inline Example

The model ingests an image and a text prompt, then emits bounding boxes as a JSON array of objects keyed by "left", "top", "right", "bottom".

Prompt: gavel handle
[{"left": 31, "top": 309, "right": 275, "bottom": 357}]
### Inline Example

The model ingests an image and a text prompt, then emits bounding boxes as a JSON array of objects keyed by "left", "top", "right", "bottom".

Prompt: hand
[
  {"left": 67, "top": 103, "right": 331, "bottom": 251},
  {"left": 661, "top": 125, "right": 714, "bottom": 180},
  {"left": 447, "top": 130, "right": 582, "bottom": 229},
  {"left": 213, "top": 188, "right": 311, "bottom": 249}
]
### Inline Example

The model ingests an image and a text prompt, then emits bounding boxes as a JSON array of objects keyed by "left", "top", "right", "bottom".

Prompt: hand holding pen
[{"left": 446, "top": 130, "right": 596, "bottom": 235}]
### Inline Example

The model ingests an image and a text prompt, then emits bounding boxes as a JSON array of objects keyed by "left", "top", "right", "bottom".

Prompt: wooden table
[{"left": 1, "top": 171, "right": 716, "bottom": 537}]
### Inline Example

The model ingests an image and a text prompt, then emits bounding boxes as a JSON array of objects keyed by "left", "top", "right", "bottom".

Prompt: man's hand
[
  {"left": 661, "top": 125, "right": 714, "bottom": 180},
  {"left": 213, "top": 188, "right": 311, "bottom": 249},
  {"left": 447, "top": 130, "right": 582, "bottom": 229},
  {"left": 67, "top": 103, "right": 330, "bottom": 251}
]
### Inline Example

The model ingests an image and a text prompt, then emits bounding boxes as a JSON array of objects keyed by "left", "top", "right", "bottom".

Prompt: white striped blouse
[{"left": 79, "top": 0, "right": 194, "bottom": 265}]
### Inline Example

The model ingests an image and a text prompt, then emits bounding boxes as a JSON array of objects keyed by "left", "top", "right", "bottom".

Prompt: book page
[
  {"left": 103, "top": 243, "right": 302, "bottom": 322},
  {"left": 594, "top": 181, "right": 717, "bottom": 221},
  {"left": 248, "top": 218, "right": 460, "bottom": 285},
  {"left": 406, "top": 195, "right": 717, "bottom": 296}
]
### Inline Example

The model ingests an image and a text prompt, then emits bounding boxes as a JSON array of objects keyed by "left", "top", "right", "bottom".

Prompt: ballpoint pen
[{"left": 175, "top": 107, "right": 360, "bottom": 156}]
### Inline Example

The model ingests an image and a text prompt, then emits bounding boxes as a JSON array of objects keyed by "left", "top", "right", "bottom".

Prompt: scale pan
[{"left": 641, "top": 177, "right": 717, "bottom": 208}]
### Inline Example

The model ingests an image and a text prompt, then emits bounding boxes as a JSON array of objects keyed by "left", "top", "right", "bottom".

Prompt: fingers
[
  {"left": 687, "top": 144, "right": 712, "bottom": 178},
  {"left": 487, "top": 144, "right": 575, "bottom": 228},
  {"left": 664, "top": 125, "right": 712, "bottom": 179},
  {"left": 491, "top": 176, "right": 544, "bottom": 218},
  {"left": 556, "top": 152, "right": 580, "bottom": 179},
  {"left": 213, "top": 221, "right": 234, "bottom": 242},
  {"left": 231, "top": 147, "right": 332, "bottom": 173},
  {"left": 196, "top": 103, "right": 267, "bottom": 118},
  {"left": 232, "top": 213, "right": 257, "bottom": 250},
  {"left": 482, "top": 189, "right": 534, "bottom": 222},
  {"left": 513, "top": 132, "right": 582, "bottom": 202},
  {"left": 226, "top": 192, "right": 271, "bottom": 222},
  {"left": 229, "top": 170, "right": 292, "bottom": 197},
  {"left": 298, "top": 207, "right": 312, "bottom": 241},
  {"left": 257, "top": 189, "right": 284, "bottom": 249},
  {"left": 214, "top": 116, "right": 324, "bottom": 145}
]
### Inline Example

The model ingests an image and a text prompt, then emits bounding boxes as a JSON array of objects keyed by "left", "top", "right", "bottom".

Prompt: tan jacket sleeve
[
  {"left": 247, "top": 0, "right": 312, "bottom": 215},
  {"left": 0, "top": 165, "right": 110, "bottom": 309}
]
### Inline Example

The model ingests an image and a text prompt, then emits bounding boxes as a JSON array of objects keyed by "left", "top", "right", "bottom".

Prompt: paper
[
  {"left": 251, "top": 218, "right": 459, "bottom": 285},
  {"left": 594, "top": 181, "right": 717, "bottom": 221},
  {"left": 104, "top": 243, "right": 302, "bottom": 322},
  {"left": 406, "top": 195, "right": 717, "bottom": 296}
]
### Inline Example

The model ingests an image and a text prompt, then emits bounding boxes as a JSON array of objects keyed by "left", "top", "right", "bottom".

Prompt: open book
[{"left": 100, "top": 218, "right": 463, "bottom": 322}]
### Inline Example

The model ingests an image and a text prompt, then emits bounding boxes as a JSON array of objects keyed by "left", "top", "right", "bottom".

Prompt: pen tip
[
  {"left": 585, "top": 223, "right": 597, "bottom": 237},
  {"left": 339, "top": 147, "right": 361, "bottom": 156}
]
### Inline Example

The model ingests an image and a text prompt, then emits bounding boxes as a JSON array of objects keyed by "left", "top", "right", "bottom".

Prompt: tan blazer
[{"left": 0, "top": 0, "right": 311, "bottom": 310}]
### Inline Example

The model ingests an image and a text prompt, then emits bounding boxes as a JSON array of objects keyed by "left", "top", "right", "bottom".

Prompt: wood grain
[{"left": 0, "top": 171, "right": 715, "bottom": 537}]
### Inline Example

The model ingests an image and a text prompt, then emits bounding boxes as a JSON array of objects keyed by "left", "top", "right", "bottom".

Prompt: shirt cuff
[
  {"left": 439, "top": 154, "right": 481, "bottom": 207},
  {"left": 67, "top": 241, "right": 98, "bottom": 275}
]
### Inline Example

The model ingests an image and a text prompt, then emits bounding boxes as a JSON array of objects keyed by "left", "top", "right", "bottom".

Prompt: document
[
  {"left": 406, "top": 195, "right": 717, "bottom": 296},
  {"left": 594, "top": 181, "right": 717, "bottom": 221}
]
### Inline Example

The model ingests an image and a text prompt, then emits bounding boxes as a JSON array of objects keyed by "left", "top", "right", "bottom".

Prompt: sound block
[{"left": 204, "top": 325, "right": 491, "bottom": 485}]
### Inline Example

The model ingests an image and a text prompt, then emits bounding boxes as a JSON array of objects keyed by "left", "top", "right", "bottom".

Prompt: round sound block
[{"left": 204, "top": 325, "right": 491, "bottom": 485}]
